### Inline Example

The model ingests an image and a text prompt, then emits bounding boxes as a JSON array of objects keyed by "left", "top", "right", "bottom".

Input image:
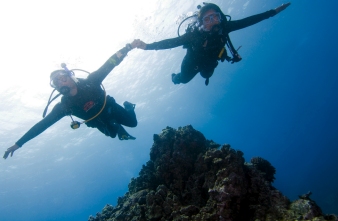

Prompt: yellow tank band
[{"left": 218, "top": 48, "right": 225, "bottom": 59}]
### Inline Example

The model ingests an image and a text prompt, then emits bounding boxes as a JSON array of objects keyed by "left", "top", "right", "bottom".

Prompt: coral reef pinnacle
[{"left": 89, "top": 125, "right": 337, "bottom": 221}]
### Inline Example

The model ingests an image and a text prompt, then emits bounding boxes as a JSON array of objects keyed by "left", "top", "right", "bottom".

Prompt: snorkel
[{"left": 59, "top": 63, "right": 74, "bottom": 95}]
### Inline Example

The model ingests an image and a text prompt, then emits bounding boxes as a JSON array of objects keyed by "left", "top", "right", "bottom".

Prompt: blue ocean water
[{"left": 0, "top": 1, "right": 337, "bottom": 221}]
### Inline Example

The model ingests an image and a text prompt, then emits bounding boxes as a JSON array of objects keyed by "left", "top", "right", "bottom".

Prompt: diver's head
[
  {"left": 198, "top": 3, "right": 225, "bottom": 32},
  {"left": 50, "top": 70, "right": 78, "bottom": 95}
]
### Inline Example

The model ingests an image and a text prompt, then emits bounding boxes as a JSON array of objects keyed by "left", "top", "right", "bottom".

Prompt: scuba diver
[
  {"left": 3, "top": 41, "right": 140, "bottom": 159},
  {"left": 136, "top": 2, "right": 291, "bottom": 86}
]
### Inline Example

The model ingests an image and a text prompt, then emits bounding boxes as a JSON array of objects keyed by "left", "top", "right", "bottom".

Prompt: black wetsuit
[
  {"left": 145, "top": 10, "right": 277, "bottom": 85},
  {"left": 16, "top": 45, "right": 137, "bottom": 147}
]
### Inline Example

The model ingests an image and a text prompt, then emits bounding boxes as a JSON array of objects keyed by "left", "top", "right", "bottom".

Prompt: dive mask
[
  {"left": 202, "top": 12, "right": 221, "bottom": 25},
  {"left": 50, "top": 70, "right": 69, "bottom": 88}
]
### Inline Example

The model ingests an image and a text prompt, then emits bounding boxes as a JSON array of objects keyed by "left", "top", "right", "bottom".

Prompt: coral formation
[
  {"left": 89, "top": 125, "right": 337, "bottom": 221},
  {"left": 250, "top": 156, "right": 276, "bottom": 183}
]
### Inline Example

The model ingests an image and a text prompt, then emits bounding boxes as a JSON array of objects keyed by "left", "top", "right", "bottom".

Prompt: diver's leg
[
  {"left": 95, "top": 121, "right": 135, "bottom": 140},
  {"left": 104, "top": 102, "right": 137, "bottom": 140},
  {"left": 108, "top": 101, "right": 137, "bottom": 127},
  {"left": 95, "top": 121, "right": 118, "bottom": 138},
  {"left": 172, "top": 54, "right": 199, "bottom": 84},
  {"left": 200, "top": 60, "right": 218, "bottom": 85}
]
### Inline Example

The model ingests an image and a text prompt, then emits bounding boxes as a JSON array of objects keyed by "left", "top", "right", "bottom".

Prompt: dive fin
[{"left": 118, "top": 125, "right": 136, "bottom": 140}]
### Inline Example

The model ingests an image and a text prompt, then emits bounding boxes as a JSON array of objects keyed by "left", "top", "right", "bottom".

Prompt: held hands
[
  {"left": 130, "top": 39, "right": 147, "bottom": 50},
  {"left": 3, "top": 144, "right": 20, "bottom": 159},
  {"left": 275, "top": 2, "right": 291, "bottom": 14}
]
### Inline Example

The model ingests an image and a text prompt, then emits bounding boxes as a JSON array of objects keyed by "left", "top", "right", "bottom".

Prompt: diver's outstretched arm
[
  {"left": 275, "top": 2, "right": 291, "bottom": 14},
  {"left": 3, "top": 144, "right": 20, "bottom": 159}
]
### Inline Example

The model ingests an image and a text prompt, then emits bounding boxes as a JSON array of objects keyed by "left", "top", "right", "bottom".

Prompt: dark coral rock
[
  {"left": 299, "top": 191, "right": 313, "bottom": 200},
  {"left": 289, "top": 198, "right": 324, "bottom": 220},
  {"left": 89, "top": 125, "right": 336, "bottom": 221},
  {"left": 205, "top": 140, "right": 221, "bottom": 150},
  {"left": 250, "top": 156, "right": 276, "bottom": 183}
]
